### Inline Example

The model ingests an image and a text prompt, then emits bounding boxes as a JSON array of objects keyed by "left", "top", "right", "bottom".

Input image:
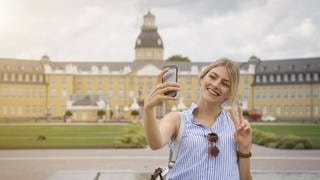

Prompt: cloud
[{"left": 0, "top": 0, "right": 319, "bottom": 62}]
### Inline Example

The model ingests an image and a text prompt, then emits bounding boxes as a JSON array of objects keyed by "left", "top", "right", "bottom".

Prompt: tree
[
  {"left": 64, "top": 110, "right": 73, "bottom": 122},
  {"left": 165, "top": 54, "right": 190, "bottom": 62},
  {"left": 97, "top": 109, "right": 106, "bottom": 118},
  {"left": 131, "top": 110, "right": 140, "bottom": 121},
  {"left": 65, "top": 110, "right": 73, "bottom": 117}
]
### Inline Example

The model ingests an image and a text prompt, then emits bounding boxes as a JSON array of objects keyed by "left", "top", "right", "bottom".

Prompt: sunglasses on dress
[{"left": 206, "top": 132, "right": 219, "bottom": 157}]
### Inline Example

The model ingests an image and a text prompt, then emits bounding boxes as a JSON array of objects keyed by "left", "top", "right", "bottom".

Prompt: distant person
[{"left": 144, "top": 58, "right": 252, "bottom": 180}]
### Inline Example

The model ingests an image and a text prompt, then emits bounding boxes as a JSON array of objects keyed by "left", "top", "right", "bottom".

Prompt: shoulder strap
[{"left": 168, "top": 112, "right": 186, "bottom": 169}]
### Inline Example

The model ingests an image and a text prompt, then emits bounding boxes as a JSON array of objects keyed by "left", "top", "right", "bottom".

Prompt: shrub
[
  {"left": 65, "top": 110, "right": 73, "bottom": 117},
  {"left": 252, "top": 129, "right": 313, "bottom": 149},
  {"left": 275, "top": 135, "right": 312, "bottom": 149},
  {"left": 118, "top": 124, "right": 147, "bottom": 148},
  {"left": 97, "top": 109, "right": 106, "bottom": 117},
  {"left": 257, "top": 134, "right": 277, "bottom": 146},
  {"left": 242, "top": 110, "right": 249, "bottom": 117},
  {"left": 252, "top": 129, "right": 267, "bottom": 143}
]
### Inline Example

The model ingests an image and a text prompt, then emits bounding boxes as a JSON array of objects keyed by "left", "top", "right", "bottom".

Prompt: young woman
[{"left": 144, "top": 58, "right": 252, "bottom": 180}]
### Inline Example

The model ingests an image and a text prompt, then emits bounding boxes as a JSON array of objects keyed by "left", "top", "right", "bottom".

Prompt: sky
[{"left": 0, "top": 0, "right": 319, "bottom": 62}]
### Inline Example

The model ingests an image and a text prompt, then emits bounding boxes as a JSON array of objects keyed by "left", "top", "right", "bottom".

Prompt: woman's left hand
[{"left": 230, "top": 105, "right": 252, "bottom": 153}]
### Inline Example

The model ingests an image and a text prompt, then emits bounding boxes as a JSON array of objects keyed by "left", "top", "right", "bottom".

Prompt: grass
[
  {"left": 0, "top": 123, "right": 319, "bottom": 149},
  {"left": 251, "top": 124, "right": 320, "bottom": 149},
  {"left": 0, "top": 124, "right": 132, "bottom": 149}
]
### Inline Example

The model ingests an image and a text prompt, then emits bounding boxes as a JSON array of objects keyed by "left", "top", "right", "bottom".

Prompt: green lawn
[
  {"left": 1, "top": 123, "right": 319, "bottom": 149},
  {"left": 0, "top": 124, "right": 131, "bottom": 148},
  {"left": 251, "top": 124, "right": 320, "bottom": 148}
]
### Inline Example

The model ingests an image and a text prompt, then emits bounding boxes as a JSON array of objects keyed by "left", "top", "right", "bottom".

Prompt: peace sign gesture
[{"left": 230, "top": 105, "right": 252, "bottom": 153}]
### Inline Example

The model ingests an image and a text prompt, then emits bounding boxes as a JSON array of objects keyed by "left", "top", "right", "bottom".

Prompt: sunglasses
[{"left": 206, "top": 132, "right": 219, "bottom": 157}]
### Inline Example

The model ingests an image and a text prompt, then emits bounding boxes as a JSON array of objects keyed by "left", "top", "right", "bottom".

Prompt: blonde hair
[{"left": 199, "top": 58, "right": 240, "bottom": 106}]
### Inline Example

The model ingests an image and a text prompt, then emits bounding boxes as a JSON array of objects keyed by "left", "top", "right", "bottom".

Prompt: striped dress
[{"left": 168, "top": 103, "right": 240, "bottom": 180}]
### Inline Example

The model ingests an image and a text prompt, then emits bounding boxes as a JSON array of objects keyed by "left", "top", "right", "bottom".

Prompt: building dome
[
  {"left": 134, "top": 10, "right": 164, "bottom": 61},
  {"left": 40, "top": 53, "right": 51, "bottom": 63},
  {"left": 248, "top": 54, "right": 261, "bottom": 64},
  {"left": 135, "top": 29, "right": 163, "bottom": 48}
]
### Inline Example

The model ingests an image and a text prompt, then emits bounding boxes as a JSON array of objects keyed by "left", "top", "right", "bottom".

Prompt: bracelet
[{"left": 237, "top": 150, "right": 252, "bottom": 158}]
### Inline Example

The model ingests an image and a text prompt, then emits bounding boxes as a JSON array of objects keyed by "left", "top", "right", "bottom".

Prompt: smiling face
[
  {"left": 200, "top": 66, "right": 231, "bottom": 104},
  {"left": 198, "top": 58, "right": 240, "bottom": 106}
]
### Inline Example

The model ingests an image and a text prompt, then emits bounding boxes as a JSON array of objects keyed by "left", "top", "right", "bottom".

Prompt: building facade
[{"left": 0, "top": 11, "right": 319, "bottom": 122}]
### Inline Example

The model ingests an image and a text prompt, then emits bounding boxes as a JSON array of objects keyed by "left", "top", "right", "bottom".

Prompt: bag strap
[{"left": 168, "top": 112, "right": 185, "bottom": 169}]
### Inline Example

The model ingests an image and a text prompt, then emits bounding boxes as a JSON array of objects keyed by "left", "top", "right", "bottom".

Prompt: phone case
[{"left": 162, "top": 65, "right": 178, "bottom": 97}]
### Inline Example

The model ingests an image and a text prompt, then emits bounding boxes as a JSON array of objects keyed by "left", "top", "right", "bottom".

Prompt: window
[
  {"left": 314, "top": 73, "right": 319, "bottom": 81},
  {"left": 269, "top": 75, "right": 274, "bottom": 83},
  {"left": 18, "top": 106, "right": 22, "bottom": 114},
  {"left": 276, "top": 74, "right": 281, "bottom": 82},
  {"left": 283, "top": 87, "right": 288, "bottom": 98},
  {"left": 11, "top": 73, "right": 15, "bottom": 81},
  {"left": 39, "top": 75, "right": 43, "bottom": 82},
  {"left": 50, "top": 75, "right": 56, "bottom": 83},
  {"left": 262, "top": 75, "right": 267, "bottom": 83},
  {"left": 269, "top": 87, "right": 274, "bottom": 99},
  {"left": 298, "top": 87, "right": 303, "bottom": 99},
  {"left": 3, "top": 106, "right": 7, "bottom": 115},
  {"left": 313, "top": 87, "right": 319, "bottom": 98},
  {"left": 244, "top": 76, "right": 249, "bottom": 84},
  {"left": 32, "top": 74, "right": 37, "bottom": 82},
  {"left": 255, "top": 75, "right": 260, "bottom": 83},
  {"left": 299, "top": 106, "right": 303, "bottom": 114},
  {"left": 50, "top": 89, "right": 56, "bottom": 98},
  {"left": 98, "top": 89, "right": 103, "bottom": 95},
  {"left": 284, "top": 74, "right": 288, "bottom": 82},
  {"left": 291, "top": 74, "right": 296, "bottom": 82},
  {"left": 244, "top": 88, "right": 249, "bottom": 100},
  {"left": 187, "top": 88, "right": 192, "bottom": 99},
  {"left": 18, "top": 74, "right": 23, "bottom": 82},
  {"left": 255, "top": 88, "right": 260, "bottom": 99},
  {"left": 82, "top": 112, "right": 87, "bottom": 120},
  {"left": 25, "top": 74, "right": 30, "bottom": 82},
  {"left": 276, "top": 88, "right": 281, "bottom": 98},
  {"left": 298, "top": 73, "right": 304, "bottom": 82},
  {"left": 306, "top": 106, "right": 310, "bottom": 114},
  {"left": 98, "top": 77, "right": 102, "bottom": 85},
  {"left": 269, "top": 105, "right": 273, "bottom": 113},
  {"left": 11, "top": 88, "right": 16, "bottom": 98},
  {"left": 262, "top": 88, "right": 266, "bottom": 99},
  {"left": 25, "top": 88, "right": 30, "bottom": 98},
  {"left": 262, "top": 106, "right": 267, "bottom": 114},
  {"left": 290, "top": 87, "right": 295, "bottom": 98},
  {"left": 3, "top": 73, "right": 8, "bottom": 81},
  {"left": 61, "top": 88, "right": 67, "bottom": 98},
  {"left": 62, "top": 76, "right": 66, "bottom": 83},
  {"left": 11, "top": 106, "right": 16, "bottom": 115},
  {"left": 284, "top": 106, "right": 288, "bottom": 114},
  {"left": 306, "top": 87, "right": 310, "bottom": 98},
  {"left": 277, "top": 106, "right": 281, "bottom": 114},
  {"left": 306, "top": 73, "right": 311, "bottom": 81},
  {"left": 291, "top": 105, "right": 295, "bottom": 114},
  {"left": 108, "top": 90, "right": 113, "bottom": 97}
]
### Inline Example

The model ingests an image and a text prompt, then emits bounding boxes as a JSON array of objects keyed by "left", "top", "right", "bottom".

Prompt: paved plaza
[{"left": 0, "top": 145, "right": 319, "bottom": 180}]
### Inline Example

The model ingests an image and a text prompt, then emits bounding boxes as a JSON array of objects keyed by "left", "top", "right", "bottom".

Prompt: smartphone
[{"left": 162, "top": 65, "right": 178, "bottom": 97}]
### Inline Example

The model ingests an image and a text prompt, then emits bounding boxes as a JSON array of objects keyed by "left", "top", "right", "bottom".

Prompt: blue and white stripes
[{"left": 168, "top": 103, "right": 240, "bottom": 180}]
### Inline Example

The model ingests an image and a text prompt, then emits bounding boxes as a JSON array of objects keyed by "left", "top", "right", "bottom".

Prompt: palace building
[{"left": 0, "top": 11, "right": 319, "bottom": 122}]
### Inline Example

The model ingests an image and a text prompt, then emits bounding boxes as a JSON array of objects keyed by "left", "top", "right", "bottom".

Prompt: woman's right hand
[{"left": 144, "top": 68, "right": 180, "bottom": 110}]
